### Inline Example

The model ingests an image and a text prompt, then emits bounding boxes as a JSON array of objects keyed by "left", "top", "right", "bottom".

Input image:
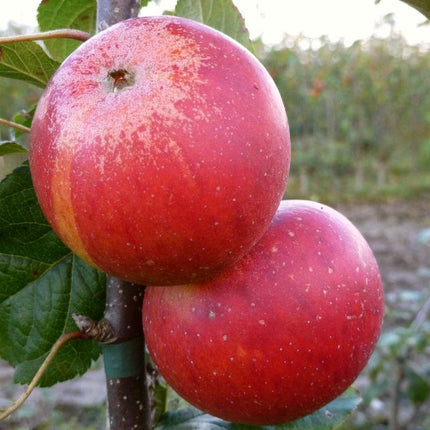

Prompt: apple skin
[
  {"left": 29, "top": 16, "right": 290, "bottom": 285},
  {"left": 143, "top": 200, "right": 384, "bottom": 425}
]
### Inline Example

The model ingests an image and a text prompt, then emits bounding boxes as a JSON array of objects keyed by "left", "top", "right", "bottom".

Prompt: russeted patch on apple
[
  {"left": 143, "top": 200, "right": 384, "bottom": 425},
  {"left": 29, "top": 16, "right": 290, "bottom": 285}
]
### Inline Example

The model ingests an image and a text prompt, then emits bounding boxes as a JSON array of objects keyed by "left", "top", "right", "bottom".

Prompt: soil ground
[
  {"left": 338, "top": 200, "right": 430, "bottom": 329},
  {"left": 0, "top": 199, "right": 429, "bottom": 429}
]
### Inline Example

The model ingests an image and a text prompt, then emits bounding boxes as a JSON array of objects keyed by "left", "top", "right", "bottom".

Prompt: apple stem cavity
[{"left": 106, "top": 69, "right": 135, "bottom": 92}]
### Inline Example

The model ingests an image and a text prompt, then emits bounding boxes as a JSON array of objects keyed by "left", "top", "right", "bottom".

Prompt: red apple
[
  {"left": 29, "top": 16, "right": 290, "bottom": 285},
  {"left": 143, "top": 200, "right": 384, "bottom": 425}
]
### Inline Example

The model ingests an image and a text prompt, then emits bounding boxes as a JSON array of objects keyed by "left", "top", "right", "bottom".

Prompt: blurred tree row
[{"left": 261, "top": 29, "right": 430, "bottom": 201}]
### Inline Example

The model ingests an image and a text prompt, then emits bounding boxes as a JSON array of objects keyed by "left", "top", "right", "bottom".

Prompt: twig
[
  {"left": 102, "top": 277, "right": 150, "bottom": 430},
  {"left": 72, "top": 313, "right": 118, "bottom": 344},
  {"left": 388, "top": 292, "right": 430, "bottom": 429},
  {"left": 389, "top": 360, "right": 404, "bottom": 430},
  {"left": 0, "top": 330, "right": 90, "bottom": 421},
  {"left": 0, "top": 29, "right": 91, "bottom": 45},
  {"left": 0, "top": 118, "right": 31, "bottom": 133},
  {"left": 411, "top": 292, "right": 430, "bottom": 329}
]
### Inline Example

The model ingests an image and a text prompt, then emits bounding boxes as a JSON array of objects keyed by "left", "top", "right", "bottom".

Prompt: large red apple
[
  {"left": 29, "top": 16, "right": 290, "bottom": 285},
  {"left": 143, "top": 200, "right": 384, "bottom": 425}
]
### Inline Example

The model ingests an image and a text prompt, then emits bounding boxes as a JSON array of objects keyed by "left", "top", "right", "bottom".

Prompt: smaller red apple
[{"left": 143, "top": 200, "right": 384, "bottom": 425}]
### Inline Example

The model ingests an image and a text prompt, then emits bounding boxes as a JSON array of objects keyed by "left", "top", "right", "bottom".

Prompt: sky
[{"left": 0, "top": 0, "right": 429, "bottom": 48}]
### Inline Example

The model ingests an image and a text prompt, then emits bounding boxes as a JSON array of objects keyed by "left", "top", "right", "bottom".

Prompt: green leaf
[
  {"left": 153, "top": 380, "right": 192, "bottom": 424},
  {"left": 406, "top": 367, "right": 430, "bottom": 404},
  {"left": 156, "top": 407, "right": 228, "bottom": 430},
  {"left": 174, "top": 0, "right": 254, "bottom": 52},
  {"left": 0, "top": 141, "right": 28, "bottom": 155},
  {"left": 0, "top": 162, "right": 106, "bottom": 387},
  {"left": 10, "top": 106, "right": 36, "bottom": 141},
  {"left": 155, "top": 387, "right": 361, "bottom": 429},
  {"left": 154, "top": 381, "right": 170, "bottom": 424},
  {"left": 275, "top": 388, "right": 362, "bottom": 429},
  {"left": 37, "top": 0, "right": 97, "bottom": 62},
  {"left": 0, "top": 42, "right": 60, "bottom": 88},
  {"left": 401, "top": 0, "right": 430, "bottom": 19}
]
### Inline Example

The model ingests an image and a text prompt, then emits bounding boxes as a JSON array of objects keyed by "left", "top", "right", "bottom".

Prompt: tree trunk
[
  {"left": 102, "top": 278, "right": 150, "bottom": 430},
  {"left": 97, "top": 0, "right": 141, "bottom": 31}
]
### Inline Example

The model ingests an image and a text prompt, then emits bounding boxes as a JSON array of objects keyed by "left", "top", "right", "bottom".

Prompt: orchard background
[{"left": 0, "top": 0, "right": 429, "bottom": 429}]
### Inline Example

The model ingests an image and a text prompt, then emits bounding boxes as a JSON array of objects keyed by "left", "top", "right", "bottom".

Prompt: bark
[
  {"left": 102, "top": 278, "right": 150, "bottom": 430},
  {"left": 97, "top": 0, "right": 141, "bottom": 31}
]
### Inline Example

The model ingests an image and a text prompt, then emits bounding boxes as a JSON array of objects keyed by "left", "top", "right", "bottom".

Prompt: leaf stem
[
  {"left": 0, "top": 331, "right": 90, "bottom": 422},
  {"left": 0, "top": 29, "right": 92, "bottom": 45},
  {"left": 0, "top": 118, "right": 31, "bottom": 133}
]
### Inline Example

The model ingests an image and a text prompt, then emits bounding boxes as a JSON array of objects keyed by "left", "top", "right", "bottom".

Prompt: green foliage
[
  {"left": 37, "top": 0, "right": 97, "bottom": 62},
  {"left": 0, "top": 41, "right": 60, "bottom": 88},
  {"left": 0, "top": 61, "right": 40, "bottom": 142},
  {"left": 361, "top": 321, "right": 430, "bottom": 426},
  {"left": 10, "top": 106, "right": 34, "bottom": 139},
  {"left": 155, "top": 388, "right": 361, "bottom": 429},
  {"left": 0, "top": 141, "right": 27, "bottom": 156},
  {"left": 152, "top": 379, "right": 191, "bottom": 424},
  {"left": 0, "top": 162, "right": 106, "bottom": 386},
  {"left": 174, "top": 0, "right": 253, "bottom": 51},
  {"left": 0, "top": 107, "right": 35, "bottom": 155}
]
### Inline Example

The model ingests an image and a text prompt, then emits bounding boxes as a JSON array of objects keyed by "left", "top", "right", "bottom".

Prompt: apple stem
[
  {"left": 106, "top": 69, "right": 136, "bottom": 92},
  {"left": 0, "top": 29, "right": 91, "bottom": 44}
]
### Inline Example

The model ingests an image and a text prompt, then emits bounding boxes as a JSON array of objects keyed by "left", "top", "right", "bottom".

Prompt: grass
[{"left": 286, "top": 160, "right": 430, "bottom": 205}]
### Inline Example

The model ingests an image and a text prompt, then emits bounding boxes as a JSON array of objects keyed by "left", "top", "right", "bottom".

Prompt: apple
[
  {"left": 143, "top": 200, "right": 384, "bottom": 425},
  {"left": 29, "top": 16, "right": 290, "bottom": 285}
]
